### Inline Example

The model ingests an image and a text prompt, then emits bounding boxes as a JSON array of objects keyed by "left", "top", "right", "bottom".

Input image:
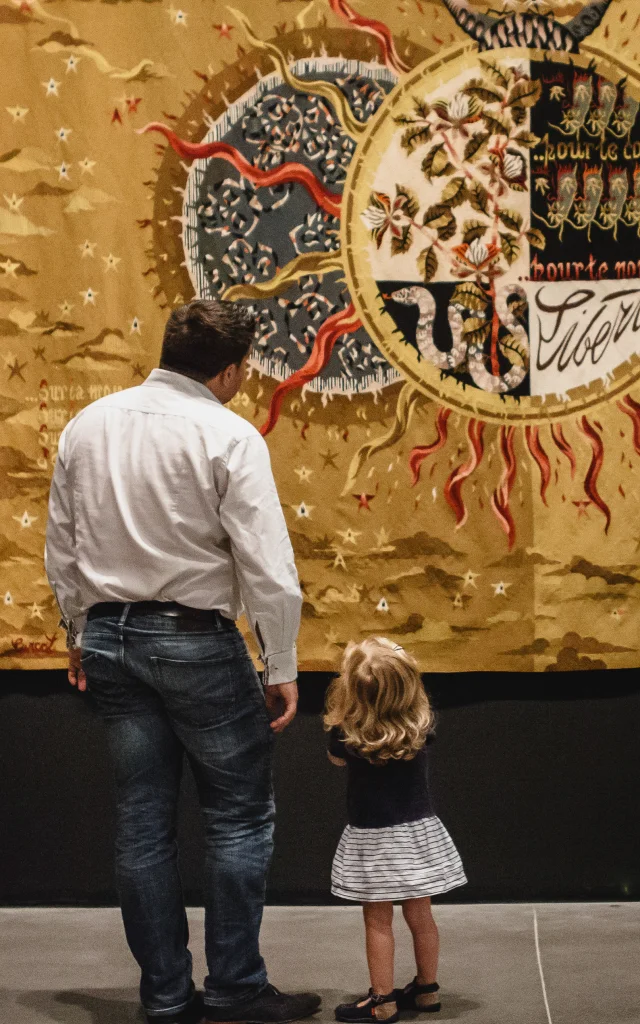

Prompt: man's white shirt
[{"left": 45, "top": 368, "right": 302, "bottom": 684}]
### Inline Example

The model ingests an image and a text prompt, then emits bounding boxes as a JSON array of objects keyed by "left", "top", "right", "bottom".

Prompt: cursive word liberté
[{"left": 534, "top": 285, "right": 640, "bottom": 373}]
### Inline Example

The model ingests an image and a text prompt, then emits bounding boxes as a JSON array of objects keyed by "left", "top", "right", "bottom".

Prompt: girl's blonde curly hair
[{"left": 323, "top": 637, "right": 433, "bottom": 764}]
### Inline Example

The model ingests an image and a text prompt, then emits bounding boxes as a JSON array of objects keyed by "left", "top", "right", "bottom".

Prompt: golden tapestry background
[{"left": 2, "top": 0, "right": 640, "bottom": 671}]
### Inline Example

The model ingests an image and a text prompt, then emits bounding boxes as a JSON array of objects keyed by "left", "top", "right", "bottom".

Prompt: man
[{"left": 45, "top": 299, "right": 321, "bottom": 1024}]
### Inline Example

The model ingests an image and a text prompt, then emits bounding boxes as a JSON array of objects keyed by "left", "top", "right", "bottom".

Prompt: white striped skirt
[{"left": 331, "top": 816, "right": 467, "bottom": 902}]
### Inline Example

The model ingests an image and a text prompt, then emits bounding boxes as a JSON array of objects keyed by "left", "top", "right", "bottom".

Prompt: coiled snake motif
[{"left": 391, "top": 285, "right": 528, "bottom": 394}]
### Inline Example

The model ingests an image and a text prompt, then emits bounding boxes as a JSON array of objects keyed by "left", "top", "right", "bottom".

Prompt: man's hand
[
  {"left": 68, "top": 647, "right": 87, "bottom": 692},
  {"left": 264, "top": 681, "right": 298, "bottom": 733}
]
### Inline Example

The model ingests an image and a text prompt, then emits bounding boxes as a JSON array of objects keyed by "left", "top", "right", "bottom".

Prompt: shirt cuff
[{"left": 264, "top": 645, "right": 298, "bottom": 686}]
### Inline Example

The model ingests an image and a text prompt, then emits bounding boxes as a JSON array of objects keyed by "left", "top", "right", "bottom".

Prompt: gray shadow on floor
[{"left": 19, "top": 989, "right": 142, "bottom": 1024}]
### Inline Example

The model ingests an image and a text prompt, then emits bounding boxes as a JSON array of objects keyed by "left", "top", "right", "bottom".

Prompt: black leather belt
[{"left": 88, "top": 601, "right": 233, "bottom": 629}]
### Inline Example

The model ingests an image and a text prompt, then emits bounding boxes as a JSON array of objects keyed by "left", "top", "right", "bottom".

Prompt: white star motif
[
  {"left": 59, "top": 300, "right": 74, "bottom": 316},
  {"left": 130, "top": 317, "right": 142, "bottom": 334},
  {"left": 0, "top": 258, "right": 20, "bottom": 277},
  {"left": 65, "top": 55, "right": 81, "bottom": 73},
  {"left": 12, "top": 511, "right": 38, "bottom": 529},
  {"left": 79, "top": 157, "right": 96, "bottom": 175},
  {"left": 79, "top": 240, "right": 97, "bottom": 258},
  {"left": 4, "top": 193, "right": 23, "bottom": 213},
  {"left": 6, "top": 106, "right": 28, "bottom": 123},
  {"left": 492, "top": 581, "right": 511, "bottom": 597},
  {"left": 56, "top": 161, "right": 71, "bottom": 181},
  {"left": 169, "top": 7, "right": 188, "bottom": 25},
  {"left": 55, "top": 126, "right": 72, "bottom": 143},
  {"left": 4, "top": 591, "right": 13, "bottom": 606},
  {"left": 292, "top": 501, "right": 313, "bottom": 518},
  {"left": 374, "top": 526, "right": 391, "bottom": 547},
  {"left": 30, "top": 603, "right": 45, "bottom": 621},
  {"left": 462, "top": 569, "right": 480, "bottom": 589},
  {"left": 336, "top": 529, "right": 361, "bottom": 545},
  {"left": 332, "top": 550, "right": 347, "bottom": 570},
  {"left": 80, "top": 287, "right": 98, "bottom": 305},
  {"left": 453, "top": 592, "right": 464, "bottom": 608},
  {"left": 294, "top": 466, "right": 313, "bottom": 483},
  {"left": 376, "top": 597, "right": 389, "bottom": 612},
  {"left": 102, "top": 253, "right": 121, "bottom": 272},
  {"left": 43, "top": 78, "right": 61, "bottom": 97}
]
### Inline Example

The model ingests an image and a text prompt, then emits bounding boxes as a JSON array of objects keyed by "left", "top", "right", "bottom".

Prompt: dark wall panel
[{"left": 1, "top": 672, "right": 639, "bottom": 904}]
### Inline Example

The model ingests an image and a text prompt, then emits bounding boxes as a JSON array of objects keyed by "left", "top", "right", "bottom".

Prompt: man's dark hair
[{"left": 160, "top": 299, "right": 256, "bottom": 383}]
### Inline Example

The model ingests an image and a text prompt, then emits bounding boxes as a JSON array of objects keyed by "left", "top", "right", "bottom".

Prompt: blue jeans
[{"left": 82, "top": 608, "right": 275, "bottom": 1017}]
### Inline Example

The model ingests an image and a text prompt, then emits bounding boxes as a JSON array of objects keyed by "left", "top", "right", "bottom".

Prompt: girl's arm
[{"left": 327, "top": 752, "right": 346, "bottom": 767}]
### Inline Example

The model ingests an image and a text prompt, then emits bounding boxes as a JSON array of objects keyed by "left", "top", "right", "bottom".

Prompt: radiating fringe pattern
[
  {"left": 490, "top": 426, "right": 517, "bottom": 550},
  {"left": 223, "top": 251, "right": 343, "bottom": 301},
  {"left": 409, "top": 407, "right": 451, "bottom": 485},
  {"left": 228, "top": 7, "right": 367, "bottom": 137},
  {"left": 617, "top": 394, "right": 640, "bottom": 456},
  {"left": 524, "top": 425, "right": 551, "bottom": 506},
  {"left": 579, "top": 415, "right": 611, "bottom": 533},
  {"left": 550, "top": 422, "right": 576, "bottom": 478},
  {"left": 341, "top": 383, "right": 420, "bottom": 496},
  {"left": 328, "top": 0, "right": 411, "bottom": 75},
  {"left": 443, "top": 419, "right": 485, "bottom": 528},
  {"left": 260, "top": 304, "right": 361, "bottom": 436},
  {"left": 138, "top": 124, "right": 343, "bottom": 216}
]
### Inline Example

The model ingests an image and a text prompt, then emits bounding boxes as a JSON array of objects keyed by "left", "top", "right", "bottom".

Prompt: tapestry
[{"left": 2, "top": 0, "right": 640, "bottom": 672}]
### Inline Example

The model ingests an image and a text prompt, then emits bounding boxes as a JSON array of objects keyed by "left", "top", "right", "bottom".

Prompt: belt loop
[{"left": 119, "top": 603, "right": 131, "bottom": 628}]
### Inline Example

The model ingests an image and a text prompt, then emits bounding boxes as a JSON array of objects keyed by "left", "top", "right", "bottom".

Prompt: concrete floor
[{"left": 1, "top": 905, "right": 639, "bottom": 1024}]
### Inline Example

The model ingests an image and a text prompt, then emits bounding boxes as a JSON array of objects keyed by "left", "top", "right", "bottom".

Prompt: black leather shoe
[
  {"left": 335, "top": 989, "right": 399, "bottom": 1023},
  {"left": 205, "top": 984, "right": 321, "bottom": 1024},
  {"left": 146, "top": 991, "right": 205, "bottom": 1024},
  {"left": 394, "top": 979, "right": 440, "bottom": 1013}
]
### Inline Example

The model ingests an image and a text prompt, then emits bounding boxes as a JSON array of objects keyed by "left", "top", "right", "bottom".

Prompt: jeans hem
[{"left": 144, "top": 998, "right": 192, "bottom": 1016}]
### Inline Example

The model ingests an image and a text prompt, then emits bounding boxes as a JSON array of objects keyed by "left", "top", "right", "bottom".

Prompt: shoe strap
[
  {"left": 407, "top": 979, "right": 439, "bottom": 994},
  {"left": 369, "top": 989, "right": 396, "bottom": 1005}
]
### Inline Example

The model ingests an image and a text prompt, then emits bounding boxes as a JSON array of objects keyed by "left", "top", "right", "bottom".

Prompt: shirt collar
[{"left": 142, "top": 367, "right": 221, "bottom": 405}]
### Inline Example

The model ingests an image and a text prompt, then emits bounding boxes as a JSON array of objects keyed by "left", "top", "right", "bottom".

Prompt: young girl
[{"left": 324, "top": 637, "right": 466, "bottom": 1022}]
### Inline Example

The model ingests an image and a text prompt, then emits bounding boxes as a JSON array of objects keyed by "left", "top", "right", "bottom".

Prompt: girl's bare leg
[
  {"left": 402, "top": 897, "right": 439, "bottom": 985},
  {"left": 362, "top": 901, "right": 396, "bottom": 1005}
]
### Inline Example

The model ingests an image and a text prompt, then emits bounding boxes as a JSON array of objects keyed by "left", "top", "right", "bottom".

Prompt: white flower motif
[
  {"left": 361, "top": 205, "right": 388, "bottom": 231},
  {"left": 448, "top": 93, "right": 470, "bottom": 121},
  {"left": 503, "top": 151, "right": 525, "bottom": 180},
  {"left": 467, "top": 237, "right": 489, "bottom": 266}
]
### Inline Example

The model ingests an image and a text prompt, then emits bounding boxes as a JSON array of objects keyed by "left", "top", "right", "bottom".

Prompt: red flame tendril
[
  {"left": 550, "top": 422, "right": 576, "bottom": 478},
  {"left": 580, "top": 416, "right": 611, "bottom": 533},
  {"left": 409, "top": 407, "right": 451, "bottom": 485},
  {"left": 490, "top": 425, "right": 517, "bottom": 550},
  {"left": 524, "top": 425, "right": 551, "bottom": 506},
  {"left": 444, "top": 418, "right": 485, "bottom": 528},
  {"left": 328, "top": 0, "right": 411, "bottom": 75},
  {"left": 259, "top": 304, "right": 360, "bottom": 437},
  {"left": 617, "top": 394, "right": 640, "bottom": 456},
  {"left": 138, "top": 123, "right": 342, "bottom": 217}
]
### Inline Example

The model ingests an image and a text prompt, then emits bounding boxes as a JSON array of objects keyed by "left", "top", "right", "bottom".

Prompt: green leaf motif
[
  {"left": 413, "top": 98, "right": 431, "bottom": 119},
  {"left": 423, "top": 202, "right": 453, "bottom": 227},
  {"left": 506, "top": 78, "right": 542, "bottom": 108},
  {"left": 461, "top": 219, "right": 489, "bottom": 244},
  {"left": 468, "top": 180, "right": 490, "bottom": 215},
  {"left": 463, "top": 78, "right": 504, "bottom": 104},
  {"left": 422, "top": 142, "right": 452, "bottom": 180},
  {"left": 401, "top": 124, "right": 432, "bottom": 153},
  {"left": 499, "top": 333, "right": 529, "bottom": 369},
  {"left": 514, "top": 129, "right": 541, "bottom": 148},
  {"left": 418, "top": 245, "right": 438, "bottom": 283},
  {"left": 452, "top": 281, "right": 489, "bottom": 310},
  {"left": 526, "top": 227, "right": 546, "bottom": 250},
  {"left": 482, "top": 111, "right": 511, "bottom": 136},
  {"left": 478, "top": 59, "right": 510, "bottom": 90},
  {"left": 396, "top": 184, "right": 420, "bottom": 220},
  {"left": 498, "top": 208, "right": 523, "bottom": 232},
  {"left": 500, "top": 232, "right": 520, "bottom": 265},
  {"left": 436, "top": 214, "right": 457, "bottom": 242},
  {"left": 462, "top": 317, "right": 491, "bottom": 349},
  {"left": 464, "top": 131, "right": 490, "bottom": 161},
  {"left": 391, "top": 228, "right": 413, "bottom": 256},
  {"left": 440, "top": 176, "right": 467, "bottom": 208}
]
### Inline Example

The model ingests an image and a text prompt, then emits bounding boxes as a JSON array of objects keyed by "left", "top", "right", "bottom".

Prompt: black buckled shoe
[
  {"left": 395, "top": 979, "right": 440, "bottom": 1013},
  {"left": 335, "top": 989, "right": 399, "bottom": 1023},
  {"left": 146, "top": 991, "right": 205, "bottom": 1024},
  {"left": 205, "top": 983, "right": 321, "bottom": 1024}
]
